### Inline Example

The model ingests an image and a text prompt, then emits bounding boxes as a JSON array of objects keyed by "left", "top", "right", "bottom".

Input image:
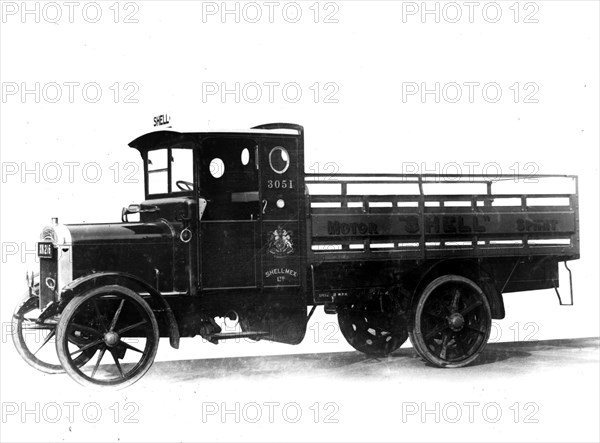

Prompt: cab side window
[
  {"left": 171, "top": 149, "right": 194, "bottom": 190},
  {"left": 147, "top": 150, "right": 168, "bottom": 195},
  {"left": 147, "top": 147, "right": 194, "bottom": 195},
  {"left": 200, "top": 138, "right": 258, "bottom": 221}
]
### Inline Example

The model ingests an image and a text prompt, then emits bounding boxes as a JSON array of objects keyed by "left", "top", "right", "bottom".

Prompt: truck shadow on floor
[{"left": 146, "top": 337, "right": 599, "bottom": 383}]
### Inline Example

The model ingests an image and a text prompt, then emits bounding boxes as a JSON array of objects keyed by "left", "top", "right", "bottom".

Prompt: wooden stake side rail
[{"left": 305, "top": 174, "right": 580, "bottom": 262}]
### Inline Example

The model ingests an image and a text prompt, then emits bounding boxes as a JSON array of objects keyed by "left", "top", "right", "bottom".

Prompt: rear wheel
[
  {"left": 12, "top": 290, "right": 94, "bottom": 374},
  {"left": 56, "top": 285, "right": 159, "bottom": 389},
  {"left": 338, "top": 295, "right": 408, "bottom": 357},
  {"left": 410, "top": 275, "right": 492, "bottom": 368}
]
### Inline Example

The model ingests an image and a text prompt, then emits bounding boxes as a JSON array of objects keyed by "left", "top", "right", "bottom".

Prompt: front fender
[{"left": 58, "top": 272, "right": 180, "bottom": 349}]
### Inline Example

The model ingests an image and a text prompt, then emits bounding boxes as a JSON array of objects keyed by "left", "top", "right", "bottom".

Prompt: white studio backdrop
[{"left": 0, "top": 1, "right": 598, "bottom": 441}]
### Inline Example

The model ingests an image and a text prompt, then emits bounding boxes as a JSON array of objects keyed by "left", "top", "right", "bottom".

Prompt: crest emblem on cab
[{"left": 268, "top": 226, "right": 294, "bottom": 258}]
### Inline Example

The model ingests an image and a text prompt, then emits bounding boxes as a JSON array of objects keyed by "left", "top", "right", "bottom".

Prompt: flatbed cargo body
[{"left": 306, "top": 173, "right": 579, "bottom": 305}]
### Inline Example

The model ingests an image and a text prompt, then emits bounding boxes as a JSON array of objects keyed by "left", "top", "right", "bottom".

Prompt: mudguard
[{"left": 58, "top": 271, "right": 180, "bottom": 348}]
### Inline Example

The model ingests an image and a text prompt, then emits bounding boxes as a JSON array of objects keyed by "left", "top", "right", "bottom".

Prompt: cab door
[
  {"left": 199, "top": 137, "right": 260, "bottom": 289},
  {"left": 259, "top": 136, "right": 302, "bottom": 288}
]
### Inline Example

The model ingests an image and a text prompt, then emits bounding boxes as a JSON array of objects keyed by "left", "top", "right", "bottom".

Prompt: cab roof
[{"left": 128, "top": 123, "right": 302, "bottom": 152}]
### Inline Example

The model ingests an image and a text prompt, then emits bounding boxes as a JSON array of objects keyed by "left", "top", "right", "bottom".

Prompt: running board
[{"left": 208, "top": 331, "right": 270, "bottom": 342}]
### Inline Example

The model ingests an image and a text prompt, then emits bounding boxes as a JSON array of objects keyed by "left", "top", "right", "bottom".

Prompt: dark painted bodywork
[
  {"left": 68, "top": 222, "right": 176, "bottom": 292},
  {"left": 38, "top": 123, "right": 579, "bottom": 346}
]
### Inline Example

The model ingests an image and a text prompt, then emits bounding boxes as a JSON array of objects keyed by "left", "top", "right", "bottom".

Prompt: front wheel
[
  {"left": 410, "top": 275, "right": 492, "bottom": 368},
  {"left": 56, "top": 285, "right": 159, "bottom": 389}
]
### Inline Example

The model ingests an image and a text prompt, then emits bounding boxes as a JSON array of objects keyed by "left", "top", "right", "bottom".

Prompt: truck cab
[{"left": 127, "top": 123, "right": 308, "bottom": 343}]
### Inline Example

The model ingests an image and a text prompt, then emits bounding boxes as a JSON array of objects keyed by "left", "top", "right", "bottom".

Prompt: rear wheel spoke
[
  {"left": 439, "top": 332, "right": 450, "bottom": 360},
  {"left": 465, "top": 325, "right": 485, "bottom": 335},
  {"left": 454, "top": 337, "right": 466, "bottom": 357},
  {"left": 424, "top": 321, "right": 448, "bottom": 340},
  {"left": 423, "top": 311, "right": 446, "bottom": 320},
  {"left": 459, "top": 300, "right": 483, "bottom": 317},
  {"left": 451, "top": 288, "right": 461, "bottom": 312}
]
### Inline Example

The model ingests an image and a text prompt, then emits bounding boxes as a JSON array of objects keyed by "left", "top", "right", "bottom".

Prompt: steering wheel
[{"left": 176, "top": 180, "right": 194, "bottom": 191}]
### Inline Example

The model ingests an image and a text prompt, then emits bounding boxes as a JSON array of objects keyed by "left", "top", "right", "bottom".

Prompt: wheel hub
[
  {"left": 447, "top": 313, "right": 465, "bottom": 331},
  {"left": 103, "top": 331, "right": 120, "bottom": 347}
]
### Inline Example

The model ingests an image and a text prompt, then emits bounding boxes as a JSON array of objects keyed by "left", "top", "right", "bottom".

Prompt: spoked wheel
[
  {"left": 410, "top": 275, "right": 492, "bottom": 368},
  {"left": 56, "top": 285, "right": 159, "bottom": 389},
  {"left": 12, "top": 291, "right": 95, "bottom": 374},
  {"left": 338, "top": 295, "right": 408, "bottom": 357}
]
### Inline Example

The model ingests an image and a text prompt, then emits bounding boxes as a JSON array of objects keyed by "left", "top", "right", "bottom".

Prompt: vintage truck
[{"left": 12, "top": 123, "right": 579, "bottom": 388}]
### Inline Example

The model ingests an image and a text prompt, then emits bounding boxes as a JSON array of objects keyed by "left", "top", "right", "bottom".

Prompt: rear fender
[{"left": 412, "top": 259, "right": 505, "bottom": 320}]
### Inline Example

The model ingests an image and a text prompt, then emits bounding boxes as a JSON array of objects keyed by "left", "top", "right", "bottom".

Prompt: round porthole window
[
  {"left": 209, "top": 158, "right": 225, "bottom": 178},
  {"left": 269, "top": 147, "right": 290, "bottom": 174},
  {"left": 241, "top": 148, "right": 250, "bottom": 166}
]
